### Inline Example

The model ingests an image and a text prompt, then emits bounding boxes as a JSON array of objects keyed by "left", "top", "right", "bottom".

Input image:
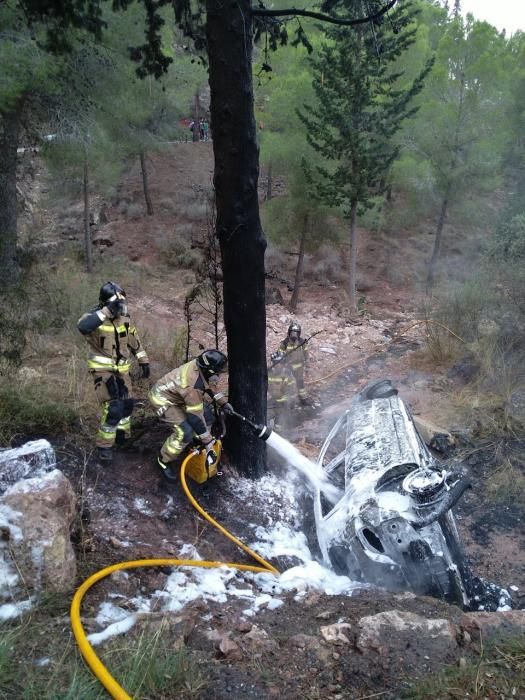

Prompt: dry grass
[
  {"left": 406, "top": 635, "right": 525, "bottom": 700},
  {"left": 485, "top": 457, "right": 525, "bottom": 508},
  {"left": 0, "top": 612, "right": 206, "bottom": 699}
]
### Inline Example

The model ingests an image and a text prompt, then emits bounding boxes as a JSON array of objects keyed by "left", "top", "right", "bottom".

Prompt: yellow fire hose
[{"left": 70, "top": 451, "right": 279, "bottom": 700}]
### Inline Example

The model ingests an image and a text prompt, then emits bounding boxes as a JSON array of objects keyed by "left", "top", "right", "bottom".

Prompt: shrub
[
  {"left": 159, "top": 231, "right": 203, "bottom": 271},
  {"left": 488, "top": 212, "right": 525, "bottom": 262},
  {"left": 422, "top": 276, "right": 493, "bottom": 363},
  {"left": 0, "top": 382, "right": 80, "bottom": 446}
]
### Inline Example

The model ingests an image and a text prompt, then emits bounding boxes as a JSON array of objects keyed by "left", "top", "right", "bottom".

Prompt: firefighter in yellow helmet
[
  {"left": 278, "top": 321, "right": 310, "bottom": 404},
  {"left": 77, "top": 282, "right": 150, "bottom": 464},
  {"left": 148, "top": 349, "right": 233, "bottom": 482},
  {"left": 267, "top": 351, "right": 296, "bottom": 431}
]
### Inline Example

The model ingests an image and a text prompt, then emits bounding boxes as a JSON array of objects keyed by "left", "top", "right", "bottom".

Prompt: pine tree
[
  {"left": 299, "top": 0, "right": 431, "bottom": 308},
  {"left": 0, "top": 4, "right": 61, "bottom": 285}
]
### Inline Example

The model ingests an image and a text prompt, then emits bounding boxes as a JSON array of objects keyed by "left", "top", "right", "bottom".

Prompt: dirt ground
[{"left": 33, "top": 141, "right": 525, "bottom": 697}]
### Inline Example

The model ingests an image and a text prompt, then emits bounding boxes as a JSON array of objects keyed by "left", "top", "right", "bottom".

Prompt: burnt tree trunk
[
  {"left": 289, "top": 213, "right": 308, "bottom": 312},
  {"left": 83, "top": 156, "right": 93, "bottom": 273},
  {"left": 139, "top": 151, "right": 154, "bottom": 215},
  {"left": 207, "top": 0, "right": 267, "bottom": 477},
  {"left": 0, "top": 107, "right": 21, "bottom": 286}
]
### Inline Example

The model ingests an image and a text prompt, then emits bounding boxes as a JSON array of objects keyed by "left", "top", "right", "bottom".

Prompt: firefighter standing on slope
[
  {"left": 267, "top": 351, "right": 296, "bottom": 431},
  {"left": 148, "top": 349, "right": 233, "bottom": 482},
  {"left": 77, "top": 282, "right": 150, "bottom": 464},
  {"left": 278, "top": 321, "right": 311, "bottom": 405}
]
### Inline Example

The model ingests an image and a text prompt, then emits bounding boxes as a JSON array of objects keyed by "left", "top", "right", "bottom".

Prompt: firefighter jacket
[
  {"left": 149, "top": 359, "right": 227, "bottom": 440},
  {"left": 278, "top": 336, "right": 309, "bottom": 372},
  {"left": 77, "top": 306, "right": 149, "bottom": 373}
]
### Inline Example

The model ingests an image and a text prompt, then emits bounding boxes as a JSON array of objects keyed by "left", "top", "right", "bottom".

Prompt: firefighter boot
[
  {"left": 299, "top": 395, "right": 314, "bottom": 407},
  {"left": 115, "top": 429, "right": 127, "bottom": 447},
  {"left": 157, "top": 455, "right": 179, "bottom": 483},
  {"left": 97, "top": 446, "right": 114, "bottom": 464}
]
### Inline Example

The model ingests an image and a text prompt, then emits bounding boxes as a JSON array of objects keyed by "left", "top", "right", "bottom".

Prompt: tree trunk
[
  {"left": 347, "top": 201, "right": 358, "bottom": 310},
  {"left": 83, "top": 156, "right": 92, "bottom": 273},
  {"left": 289, "top": 214, "right": 308, "bottom": 312},
  {"left": 207, "top": 0, "right": 267, "bottom": 477},
  {"left": 266, "top": 161, "right": 273, "bottom": 201},
  {"left": 426, "top": 195, "right": 449, "bottom": 294},
  {"left": 193, "top": 90, "right": 201, "bottom": 143},
  {"left": 139, "top": 151, "right": 154, "bottom": 215},
  {"left": 0, "top": 107, "right": 21, "bottom": 286}
]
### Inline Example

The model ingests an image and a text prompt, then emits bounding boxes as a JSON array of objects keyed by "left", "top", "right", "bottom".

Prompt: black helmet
[
  {"left": 99, "top": 281, "right": 125, "bottom": 305},
  {"left": 288, "top": 321, "right": 301, "bottom": 337},
  {"left": 197, "top": 349, "right": 228, "bottom": 376}
]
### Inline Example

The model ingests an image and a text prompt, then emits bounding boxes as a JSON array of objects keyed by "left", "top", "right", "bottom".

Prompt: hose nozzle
[{"left": 227, "top": 409, "right": 273, "bottom": 441}]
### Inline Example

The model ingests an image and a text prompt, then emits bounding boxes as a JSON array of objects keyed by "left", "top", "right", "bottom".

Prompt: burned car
[{"left": 313, "top": 380, "right": 512, "bottom": 610}]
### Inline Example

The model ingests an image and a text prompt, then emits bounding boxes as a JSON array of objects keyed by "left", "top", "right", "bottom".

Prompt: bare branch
[{"left": 252, "top": 0, "right": 398, "bottom": 26}]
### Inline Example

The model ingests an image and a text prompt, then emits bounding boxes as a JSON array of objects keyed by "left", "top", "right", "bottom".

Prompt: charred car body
[{"left": 314, "top": 380, "right": 512, "bottom": 611}]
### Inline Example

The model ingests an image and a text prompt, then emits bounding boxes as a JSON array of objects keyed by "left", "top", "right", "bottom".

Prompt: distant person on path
[
  {"left": 278, "top": 321, "right": 311, "bottom": 405},
  {"left": 148, "top": 350, "right": 233, "bottom": 482},
  {"left": 77, "top": 282, "right": 150, "bottom": 464},
  {"left": 199, "top": 118, "right": 205, "bottom": 141},
  {"left": 202, "top": 119, "right": 209, "bottom": 141}
]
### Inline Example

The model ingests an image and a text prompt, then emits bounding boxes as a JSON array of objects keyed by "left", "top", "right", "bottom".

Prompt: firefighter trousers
[{"left": 92, "top": 370, "right": 135, "bottom": 449}]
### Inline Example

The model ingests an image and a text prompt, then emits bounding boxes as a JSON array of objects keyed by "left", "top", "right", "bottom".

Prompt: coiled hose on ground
[{"left": 70, "top": 451, "right": 279, "bottom": 699}]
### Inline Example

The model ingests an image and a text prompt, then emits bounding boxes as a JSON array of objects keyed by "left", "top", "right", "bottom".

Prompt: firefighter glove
[
  {"left": 222, "top": 402, "right": 234, "bottom": 415},
  {"left": 140, "top": 363, "right": 151, "bottom": 379}
]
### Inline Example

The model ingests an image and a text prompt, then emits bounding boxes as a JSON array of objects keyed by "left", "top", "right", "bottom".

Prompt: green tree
[
  {"left": 399, "top": 14, "right": 509, "bottom": 292},
  {"left": 0, "top": 4, "right": 61, "bottom": 284},
  {"left": 258, "top": 40, "right": 339, "bottom": 311},
  {"left": 299, "top": 0, "right": 430, "bottom": 308}
]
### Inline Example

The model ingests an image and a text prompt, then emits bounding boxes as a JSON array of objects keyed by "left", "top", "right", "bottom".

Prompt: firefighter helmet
[
  {"left": 197, "top": 349, "right": 228, "bottom": 376},
  {"left": 99, "top": 281, "right": 126, "bottom": 305},
  {"left": 287, "top": 322, "right": 301, "bottom": 338}
]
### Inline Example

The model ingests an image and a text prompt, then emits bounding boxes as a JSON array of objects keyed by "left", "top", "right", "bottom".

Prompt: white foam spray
[{"left": 266, "top": 431, "right": 341, "bottom": 503}]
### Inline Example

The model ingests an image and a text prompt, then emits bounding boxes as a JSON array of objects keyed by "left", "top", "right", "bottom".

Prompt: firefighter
[
  {"left": 148, "top": 349, "right": 233, "bottom": 482},
  {"left": 267, "top": 351, "right": 296, "bottom": 431},
  {"left": 278, "top": 321, "right": 310, "bottom": 405},
  {"left": 77, "top": 282, "right": 150, "bottom": 464}
]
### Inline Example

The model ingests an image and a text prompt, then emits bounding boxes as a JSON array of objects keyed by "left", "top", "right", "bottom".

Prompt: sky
[{"left": 460, "top": 0, "right": 525, "bottom": 34}]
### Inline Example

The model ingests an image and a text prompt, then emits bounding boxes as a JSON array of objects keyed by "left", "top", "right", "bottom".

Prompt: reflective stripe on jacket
[
  {"left": 77, "top": 307, "right": 149, "bottom": 372},
  {"left": 150, "top": 359, "right": 227, "bottom": 434},
  {"left": 279, "top": 337, "right": 308, "bottom": 370}
]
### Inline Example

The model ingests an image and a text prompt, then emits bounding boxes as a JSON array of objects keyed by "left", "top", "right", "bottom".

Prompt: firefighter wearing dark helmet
[
  {"left": 279, "top": 321, "right": 309, "bottom": 404},
  {"left": 148, "top": 349, "right": 233, "bottom": 482},
  {"left": 77, "top": 282, "right": 150, "bottom": 463}
]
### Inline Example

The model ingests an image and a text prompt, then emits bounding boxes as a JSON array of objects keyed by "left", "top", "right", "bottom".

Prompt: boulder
[
  {"left": 320, "top": 622, "right": 352, "bottom": 645},
  {"left": 357, "top": 610, "right": 457, "bottom": 658},
  {"left": 0, "top": 439, "right": 56, "bottom": 495},
  {"left": 0, "top": 469, "right": 77, "bottom": 593}
]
